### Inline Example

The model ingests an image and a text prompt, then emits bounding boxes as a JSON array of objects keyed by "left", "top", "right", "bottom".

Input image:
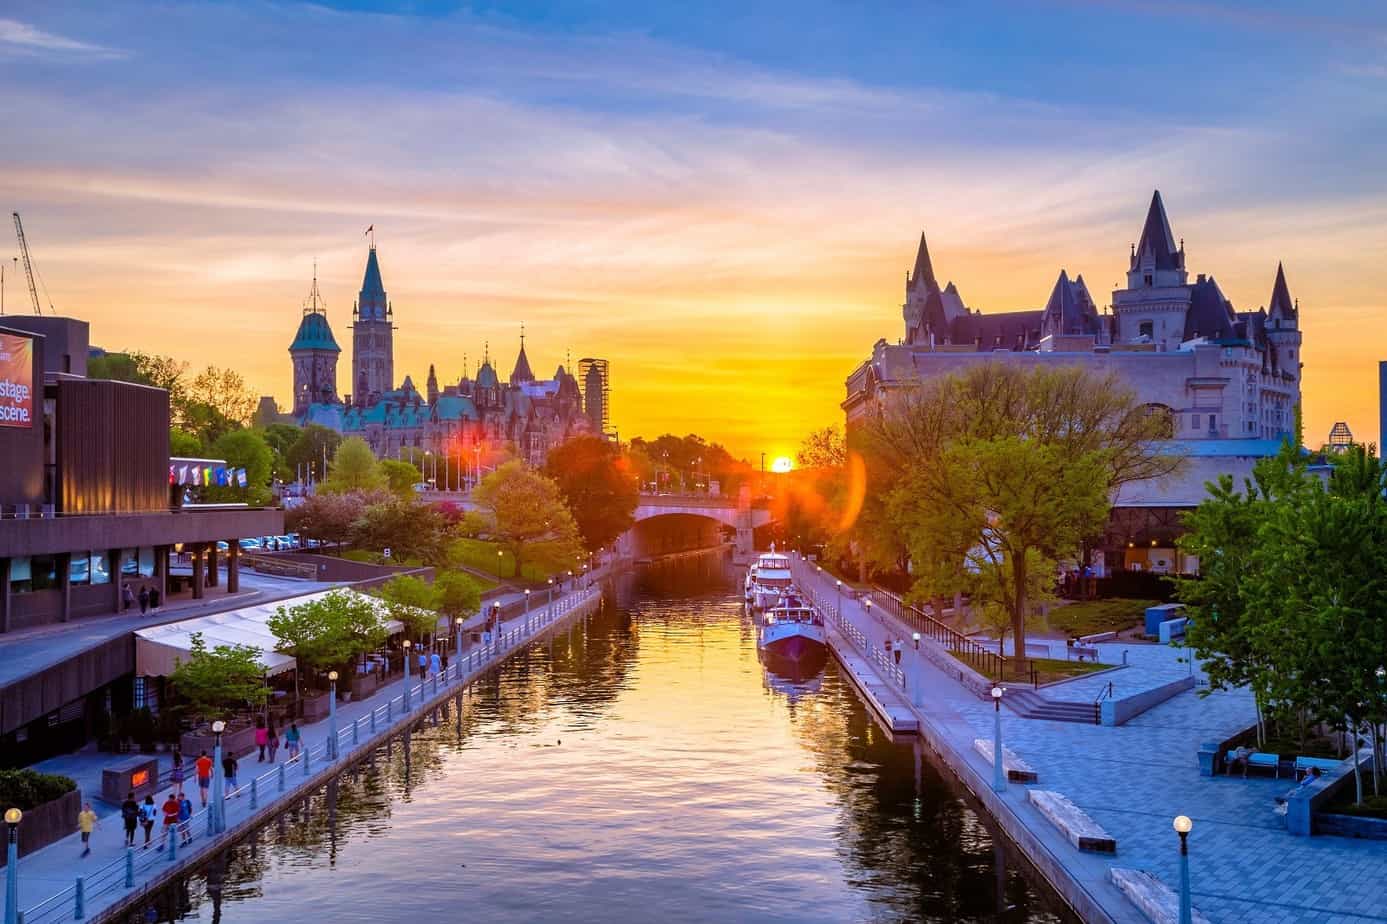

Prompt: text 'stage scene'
[{"left": 2, "top": 4, "right": 1386, "bottom": 923}]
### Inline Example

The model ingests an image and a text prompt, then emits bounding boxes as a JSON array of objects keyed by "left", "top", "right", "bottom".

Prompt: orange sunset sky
[{"left": 3, "top": 2, "right": 1386, "bottom": 460}]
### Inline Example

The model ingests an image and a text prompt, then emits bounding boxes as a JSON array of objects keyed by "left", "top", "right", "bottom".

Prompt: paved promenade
[
  {"left": 792, "top": 560, "right": 1387, "bottom": 924},
  {"left": 9, "top": 580, "right": 607, "bottom": 924}
]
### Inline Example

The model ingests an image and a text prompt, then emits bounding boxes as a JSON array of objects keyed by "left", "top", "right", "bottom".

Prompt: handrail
[
  {"left": 867, "top": 586, "right": 1037, "bottom": 687},
  {"left": 19, "top": 583, "right": 604, "bottom": 924}
]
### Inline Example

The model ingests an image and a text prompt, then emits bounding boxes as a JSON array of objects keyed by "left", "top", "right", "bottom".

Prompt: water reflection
[{"left": 131, "top": 587, "right": 1070, "bottom": 923}]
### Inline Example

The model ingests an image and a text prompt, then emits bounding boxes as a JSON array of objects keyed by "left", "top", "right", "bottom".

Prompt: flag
[
  {"left": 168, "top": 465, "right": 176, "bottom": 485},
  {"left": 190, "top": 467, "right": 201, "bottom": 486},
  {"left": 216, "top": 467, "right": 227, "bottom": 486},
  {"left": 364, "top": 224, "right": 373, "bottom": 236},
  {"left": 204, "top": 465, "right": 213, "bottom": 486},
  {"left": 178, "top": 464, "right": 189, "bottom": 485},
  {"left": 237, "top": 468, "right": 248, "bottom": 487}
]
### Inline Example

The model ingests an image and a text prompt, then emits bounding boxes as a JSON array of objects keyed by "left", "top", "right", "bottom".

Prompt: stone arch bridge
[{"left": 625, "top": 493, "right": 772, "bottom": 560}]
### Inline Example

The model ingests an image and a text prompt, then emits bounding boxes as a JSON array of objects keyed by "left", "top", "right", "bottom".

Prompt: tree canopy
[
  {"left": 321, "top": 436, "right": 387, "bottom": 494},
  {"left": 543, "top": 435, "right": 639, "bottom": 551},
  {"left": 473, "top": 461, "right": 583, "bottom": 575},
  {"left": 377, "top": 574, "right": 443, "bottom": 642},
  {"left": 379, "top": 458, "right": 420, "bottom": 499},
  {"left": 210, "top": 429, "right": 274, "bottom": 505},
  {"left": 285, "top": 492, "right": 368, "bottom": 550},
  {"left": 268, "top": 590, "right": 389, "bottom": 685},
  {"left": 286, "top": 424, "right": 343, "bottom": 481},
  {"left": 169, "top": 632, "right": 268, "bottom": 722}
]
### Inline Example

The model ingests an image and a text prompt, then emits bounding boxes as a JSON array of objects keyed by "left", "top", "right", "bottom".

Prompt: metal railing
[
  {"left": 17, "top": 585, "right": 603, "bottom": 924},
  {"left": 796, "top": 569, "right": 906, "bottom": 691},
  {"left": 866, "top": 587, "right": 1038, "bottom": 688}
]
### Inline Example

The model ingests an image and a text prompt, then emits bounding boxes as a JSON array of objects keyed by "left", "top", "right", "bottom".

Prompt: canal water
[{"left": 141, "top": 583, "right": 1072, "bottom": 923}]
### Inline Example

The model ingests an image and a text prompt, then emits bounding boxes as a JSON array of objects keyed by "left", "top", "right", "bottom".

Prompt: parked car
[
  {"left": 216, "top": 541, "right": 229, "bottom": 552},
  {"left": 238, "top": 538, "right": 262, "bottom": 551}
]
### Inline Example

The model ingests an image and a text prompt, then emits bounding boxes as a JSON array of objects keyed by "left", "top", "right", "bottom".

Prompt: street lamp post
[
  {"left": 455, "top": 616, "right": 464, "bottom": 667},
  {"left": 5, "top": 807, "right": 20, "bottom": 924},
  {"left": 1174, "top": 815, "right": 1193, "bottom": 924},
  {"left": 913, "top": 632, "right": 920, "bottom": 651},
  {"left": 211, "top": 719, "right": 226, "bottom": 833},
  {"left": 547, "top": 577, "right": 554, "bottom": 607},
  {"left": 497, "top": 549, "right": 504, "bottom": 578},
  {"left": 402, "top": 639, "right": 412, "bottom": 711},
  {"left": 327, "top": 671, "right": 339, "bottom": 760},
  {"left": 524, "top": 588, "right": 531, "bottom": 616},
  {"left": 991, "top": 686, "right": 1006, "bottom": 792}
]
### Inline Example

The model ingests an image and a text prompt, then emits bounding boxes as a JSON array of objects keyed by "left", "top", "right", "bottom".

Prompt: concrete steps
[{"left": 1004, "top": 688, "right": 1098, "bottom": 724}]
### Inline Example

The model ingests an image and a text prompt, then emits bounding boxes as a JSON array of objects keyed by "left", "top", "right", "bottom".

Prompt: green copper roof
[
  {"left": 289, "top": 311, "right": 340, "bottom": 353},
  {"left": 358, "top": 247, "right": 388, "bottom": 321}
]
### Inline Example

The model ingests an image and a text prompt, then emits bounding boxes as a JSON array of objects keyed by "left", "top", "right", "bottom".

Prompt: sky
[{"left": 1, "top": 1, "right": 1386, "bottom": 459}]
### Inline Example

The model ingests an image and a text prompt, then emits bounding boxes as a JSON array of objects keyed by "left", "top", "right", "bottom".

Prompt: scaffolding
[{"left": 578, "top": 357, "right": 610, "bottom": 436}]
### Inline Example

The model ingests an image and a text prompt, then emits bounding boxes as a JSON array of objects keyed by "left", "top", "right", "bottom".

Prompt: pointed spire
[
  {"left": 1268, "top": 261, "right": 1297, "bottom": 323},
  {"left": 909, "top": 232, "right": 938, "bottom": 291},
  {"left": 510, "top": 323, "right": 534, "bottom": 384},
  {"left": 358, "top": 246, "right": 388, "bottom": 320},
  {"left": 1132, "top": 190, "right": 1182, "bottom": 271}
]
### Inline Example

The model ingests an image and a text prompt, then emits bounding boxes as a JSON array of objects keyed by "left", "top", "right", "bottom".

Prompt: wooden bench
[
  {"left": 1109, "top": 868, "right": 1212, "bottom": 924},
  {"left": 1293, "top": 755, "right": 1341, "bottom": 778},
  {"left": 1225, "top": 750, "right": 1281, "bottom": 778},
  {"left": 1026, "top": 790, "right": 1116, "bottom": 853},
  {"left": 973, "top": 738, "right": 1039, "bottom": 783}
]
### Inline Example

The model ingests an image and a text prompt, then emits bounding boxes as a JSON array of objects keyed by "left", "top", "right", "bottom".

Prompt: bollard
[
  {"left": 387, "top": 700, "right": 393, "bottom": 723},
  {"left": 371, "top": 707, "right": 377, "bottom": 734},
  {"left": 433, "top": 673, "right": 439, "bottom": 697},
  {"left": 125, "top": 846, "right": 135, "bottom": 887},
  {"left": 250, "top": 778, "right": 258, "bottom": 811},
  {"left": 304, "top": 748, "right": 311, "bottom": 777},
  {"left": 353, "top": 718, "right": 360, "bottom": 746},
  {"left": 278, "top": 763, "right": 286, "bottom": 793},
  {"left": 74, "top": 875, "right": 85, "bottom": 919},
  {"left": 168, "top": 827, "right": 177, "bottom": 862}
]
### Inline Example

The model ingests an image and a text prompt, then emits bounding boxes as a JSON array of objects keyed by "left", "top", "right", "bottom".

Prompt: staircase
[{"left": 1003, "top": 688, "right": 1099, "bottom": 724}]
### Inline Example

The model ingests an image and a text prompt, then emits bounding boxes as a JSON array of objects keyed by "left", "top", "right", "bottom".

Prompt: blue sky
[{"left": 1, "top": 1, "right": 1385, "bottom": 454}]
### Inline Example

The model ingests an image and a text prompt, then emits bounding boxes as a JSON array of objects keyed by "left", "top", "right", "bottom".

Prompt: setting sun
[{"left": 771, "top": 456, "right": 793, "bottom": 473}]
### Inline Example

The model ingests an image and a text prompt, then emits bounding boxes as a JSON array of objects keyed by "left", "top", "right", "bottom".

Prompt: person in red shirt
[
  {"left": 160, "top": 792, "right": 180, "bottom": 849},
  {"left": 195, "top": 751, "right": 214, "bottom": 806}
]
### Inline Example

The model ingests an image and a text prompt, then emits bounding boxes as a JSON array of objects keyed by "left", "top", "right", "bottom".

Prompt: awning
[{"left": 134, "top": 589, "right": 405, "bottom": 678}]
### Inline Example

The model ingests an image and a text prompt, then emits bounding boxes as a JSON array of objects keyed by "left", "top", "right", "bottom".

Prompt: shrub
[{"left": 0, "top": 769, "right": 77, "bottom": 810}]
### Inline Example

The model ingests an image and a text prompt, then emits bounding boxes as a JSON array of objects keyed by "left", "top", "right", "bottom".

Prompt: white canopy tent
[{"left": 134, "top": 589, "right": 405, "bottom": 678}]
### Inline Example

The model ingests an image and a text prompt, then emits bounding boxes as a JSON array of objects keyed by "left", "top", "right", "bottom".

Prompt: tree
[
  {"left": 285, "top": 492, "right": 366, "bottom": 551},
  {"left": 210, "top": 429, "right": 274, "bottom": 505},
  {"left": 170, "top": 428, "right": 202, "bottom": 457},
  {"left": 351, "top": 498, "right": 450, "bottom": 565},
  {"left": 871, "top": 364, "right": 1177, "bottom": 663},
  {"left": 169, "top": 632, "right": 268, "bottom": 722},
  {"left": 379, "top": 458, "right": 420, "bottom": 499},
  {"left": 543, "top": 435, "right": 639, "bottom": 551},
  {"left": 796, "top": 426, "right": 846, "bottom": 470},
  {"left": 268, "top": 590, "right": 388, "bottom": 687},
  {"left": 472, "top": 461, "right": 583, "bottom": 577},
  {"left": 321, "top": 437, "right": 387, "bottom": 494},
  {"left": 286, "top": 425, "right": 343, "bottom": 481},
  {"left": 378, "top": 575, "right": 442, "bottom": 643},
  {"left": 261, "top": 423, "right": 303, "bottom": 482},
  {"left": 434, "top": 571, "right": 482, "bottom": 625},
  {"left": 186, "top": 366, "right": 257, "bottom": 429}
]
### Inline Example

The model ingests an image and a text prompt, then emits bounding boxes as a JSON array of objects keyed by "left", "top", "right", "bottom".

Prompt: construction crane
[{"left": 12, "top": 212, "right": 47, "bottom": 315}]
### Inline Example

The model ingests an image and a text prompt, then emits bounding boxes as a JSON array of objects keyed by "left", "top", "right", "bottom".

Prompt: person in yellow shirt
[{"left": 78, "top": 803, "right": 98, "bottom": 858}]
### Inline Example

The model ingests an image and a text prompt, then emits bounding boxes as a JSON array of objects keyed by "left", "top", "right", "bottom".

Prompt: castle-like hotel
[
  {"left": 262, "top": 245, "right": 608, "bottom": 467},
  {"left": 844, "top": 191, "right": 1305, "bottom": 573}
]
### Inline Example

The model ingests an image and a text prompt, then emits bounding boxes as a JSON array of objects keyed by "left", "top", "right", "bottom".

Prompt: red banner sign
[{"left": 0, "top": 332, "right": 34, "bottom": 429}]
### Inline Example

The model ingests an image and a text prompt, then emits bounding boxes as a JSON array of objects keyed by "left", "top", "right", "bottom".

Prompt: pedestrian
[
  {"left": 150, "top": 587, "right": 161, "bottom": 610},
  {"left": 418, "top": 650, "right": 428, "bottom": 679},
  {"left": 894, "top": 643, "right": 902, "bottom": 666},
  {"left": 170, "top": 747, "right": 185, "bottom": 787},
  {"left": 78, "top": 802, "right": 98, "bottom": 857},
  {"left": 138, "top": 586, "right": 150, "bottom": 615},
  {"left": 159, "top": 791, "right": 179, "bottom": 849},
  {"left": 195, "top": 750, "right": 213, "bottom": 806},
  {"left": 430, "top": 650, "right": 441, "bottom": 679},
  {"left": 120, "top": 792, "right": 139, "bottom": 846},
  {"left": 267, "top": 720, "right": 280, "bottom": 763},
  {"left": 139, "top": 795, "right": 157, "bottom": 848},
  {"left": 285, "top": 723, "right": 301, "bottom": 759},
  {"left": 223, "top": 753, "right": 239, "bottom": 797},
  {"left": 177, "top": 791, "right": 193, "bottom": 845},
  {"left": 255, "top": 715, "right": 268, "bottom": 762},
  {"left": 122, "top": 584, "right": 135, "bottom": 610}
]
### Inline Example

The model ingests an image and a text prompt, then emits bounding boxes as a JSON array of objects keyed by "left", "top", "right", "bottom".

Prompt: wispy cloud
[{"left": 0, "top": 17, "right": 125, "bottom": 59}]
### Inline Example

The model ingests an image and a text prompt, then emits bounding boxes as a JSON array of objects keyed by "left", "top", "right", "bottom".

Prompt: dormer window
[
  {"left": 1139, "top": 321, "right": 1154, "bottom": 339},
  {"left": 1144, "top": 274, "right": 1153, "bottom": 286}
]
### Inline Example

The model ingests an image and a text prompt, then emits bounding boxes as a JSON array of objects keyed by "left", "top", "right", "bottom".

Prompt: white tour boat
[
  {"left": 744, "top": 548, "right": 794, "bottom": 611},
  {"left": 757, "top": 592, "right": 826, "bottom": 664}
]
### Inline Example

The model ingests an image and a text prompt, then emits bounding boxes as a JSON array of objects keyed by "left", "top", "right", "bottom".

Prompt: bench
[
  {"left": 1067, "top": 645, "right": 1099, "bottom": 662},
  {"left": 1026, "top": 790, "right": 1116, "bottom": 853},
  {"left": 973, "top": 738, "right": 1039, "bottom": 783},
  {"left": 1293, "top": 755, "right": 1341, "bottom": 778},
  {"left": 1078, "top": 630, "right": 1118, "bottom": 644},
  {"left": 1109, "top": 868, "right": 1212, "bottom": 924},
  {"left": 1225, "top": 750, "right": 1281, "bottom": 778},
  {"left": 1158, "top": 616, "right": 1188, "bottom": 644}
]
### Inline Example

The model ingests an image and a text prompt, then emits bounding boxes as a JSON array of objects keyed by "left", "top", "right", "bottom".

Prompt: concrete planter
[
  {"left": 301, "top": 691, "right": 333, "bottom": 722},
  {"left": 1315, "top": 812, "right": 1387, "bottom": 840},
  {"left": 0, "top": 789, "right": 81, "bottom": 866},
  {"left": 350, "top": 672, "right": 384, "bottom": 701},
  {"left": 180, "top": 722, "right": 257, "bottom": 761}
]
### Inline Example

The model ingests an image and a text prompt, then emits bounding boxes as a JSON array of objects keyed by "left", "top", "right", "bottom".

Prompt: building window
[
  {"left": 10, "top": 555, "right": 58, "bottom": 593},
  {"left": 90, "top": 551, "right": 111, "bottom": 585},
  {"left": 1139, "top": 321, "right": 1154, "bottom": 339},
  {"left": 1191, "top": 415, "right": 1200, "bottom": 430},
  {"left": 1208, "top": 414, "right": 1216, "bottom": 432},
  {"left": 69, "top": 554, "right": 89, "bottom": 586},
  {"left": 1144, "top": 274, "right": 1153, "bottom": 286}
]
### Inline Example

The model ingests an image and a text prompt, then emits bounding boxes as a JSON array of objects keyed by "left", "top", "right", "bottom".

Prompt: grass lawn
[
  {"left": 1047, "top": 598, "right": 1160, "bottom": 637},
  {"left": 948, "top": 652, "right": 1111, "bottom": 685},
  {"left": 450, "top": 538, "right": 583, "bottom": 584}
]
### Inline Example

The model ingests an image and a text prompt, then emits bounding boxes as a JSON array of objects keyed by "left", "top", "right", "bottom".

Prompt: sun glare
[{"left": 771, "top": 456, "right": 793, "bottom": 473}]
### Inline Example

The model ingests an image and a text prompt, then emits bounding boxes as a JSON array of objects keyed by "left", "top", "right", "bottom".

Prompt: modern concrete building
[{"left": 844, "top": 191, "right": 1306, "bottom": 574}]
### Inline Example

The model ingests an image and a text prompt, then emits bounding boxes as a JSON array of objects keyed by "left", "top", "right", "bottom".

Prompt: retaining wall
[{"left": 1100, "top": 676, "right": 1195, "bottom": 726}]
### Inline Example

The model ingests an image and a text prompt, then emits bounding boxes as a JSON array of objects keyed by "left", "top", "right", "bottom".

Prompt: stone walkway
[
  {"left": 793, "top": 560, "right": 1387, "bottom": 924},
  {"left": 8, "top": 580, "right": 607, "bottom": 924}
]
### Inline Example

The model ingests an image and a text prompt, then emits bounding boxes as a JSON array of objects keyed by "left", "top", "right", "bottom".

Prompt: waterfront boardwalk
[
  {"left": 793, "top": 560, "right": 1387, "bottom": 924},
  {"left": 9, "top": 580, "right": 607, "bottom": 924}
]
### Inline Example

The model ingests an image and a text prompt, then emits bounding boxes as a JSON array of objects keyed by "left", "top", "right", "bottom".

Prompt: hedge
[{"left": 0, "top": 769, "right": 77, "bottom": 811}]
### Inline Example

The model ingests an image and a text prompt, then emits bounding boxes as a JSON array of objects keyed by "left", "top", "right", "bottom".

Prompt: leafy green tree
[
  {"left": 543, "top": 436, "right": 639, "bottom": 551},
  {"left": 473, "top": 461, "right": 583, "bottom": 577},
  {"left": 871, "top": 364, "right": 1177, "bottom": 662},
  {"left": 351, "top": 498, "right": 450, "bottom": 565},
  {"left": 169, "top": 632, "right": 268, "bottom": 722},
  {"left": 286, "top": 424, "right": 343, "bottom": 482},
  {"left": 379, "top": 458, "right": 420, "bottom": 499},
  {"left": 210, "top": 428, "right": 274, "bottom": 505},
  {"left": 268, "top": 590, "right": 388, "bottom": 687},
  {"left": 378, "top": 575, "right": 442, "bottom": 643},
  {"left": 796, "top": 426, "right": 846, "bottom": 469},
  {"left": 321, "top": 436, "right": 387, "bottom": 494},
  {"left": 434, "top": 571, "right": 482, "bottom": 625},
  {"left": 261, "top": 423, "right": 303, "bottom": 482},
  {"left": 285, "top": 491, "right": 366, "bottom": 552},
  {"left": 170, "top": 428, "right": 203, "bottom": 457}
]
